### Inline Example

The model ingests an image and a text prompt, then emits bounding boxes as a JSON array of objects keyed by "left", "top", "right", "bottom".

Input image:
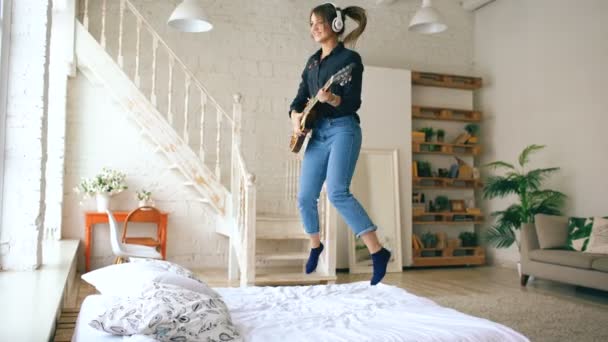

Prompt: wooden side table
[{"left": 84, "top": 211, "right": 168, "bottom": 272}]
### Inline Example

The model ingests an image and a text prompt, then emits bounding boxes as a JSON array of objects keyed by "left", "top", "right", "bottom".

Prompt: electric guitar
[{"left": 289, "top": 63, "right": 356, "bottom": 153}]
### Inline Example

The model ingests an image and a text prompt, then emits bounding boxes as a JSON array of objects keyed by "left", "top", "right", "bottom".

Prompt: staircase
[{"left": 75, "top": 0, "right": 336, "bottom": 286}]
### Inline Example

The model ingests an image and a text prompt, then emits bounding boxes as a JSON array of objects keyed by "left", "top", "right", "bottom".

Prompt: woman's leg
[
  {"left": 297, "top": 136, "right": 329, "bottom": 273},
  {"left": 325, "top": 123, "right": 391, "bottom": 284}
]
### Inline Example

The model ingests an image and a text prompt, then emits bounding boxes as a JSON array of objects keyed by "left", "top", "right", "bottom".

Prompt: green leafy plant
[
  {"left": 436, "top": 129, "right": 445, "bottom": 142},
  {"left": 421, "top": 232, "right": 438, "bottom": 248},
  {"left": 419, "top": 127, "right": 435, "bottom": 142},
  {"left": 459, "top": 231, "right": 478, "bottom": 247},
  {"left": 465, "top": 124, "right": 480, "bottom": 137},
  {"left": 483, "top": 145, "right": 566, "bottom": 250},
  {"left": 435, "top": 195, "right": 450, "bottom": 212},
  {"left": 75, "top": 167, "right": 128, "bottom": 198}
]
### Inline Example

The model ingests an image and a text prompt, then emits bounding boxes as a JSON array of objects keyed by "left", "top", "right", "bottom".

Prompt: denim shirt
[{"left": 289, "top": 42, "right": 363, "bottom": 122}]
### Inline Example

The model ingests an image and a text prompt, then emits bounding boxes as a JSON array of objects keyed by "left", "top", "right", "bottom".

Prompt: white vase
[{"left": 96, "top": 193, "right": 111, "bottom": 212}]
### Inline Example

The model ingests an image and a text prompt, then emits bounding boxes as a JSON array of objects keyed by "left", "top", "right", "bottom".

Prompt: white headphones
[{"left": 326, "top": 3, "right": 344, "bottom": 33}]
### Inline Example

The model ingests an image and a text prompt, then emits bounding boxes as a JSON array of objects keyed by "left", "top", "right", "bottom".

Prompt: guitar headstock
[{"left": 331, "top": 63, "right": 356, "bottom": 87}]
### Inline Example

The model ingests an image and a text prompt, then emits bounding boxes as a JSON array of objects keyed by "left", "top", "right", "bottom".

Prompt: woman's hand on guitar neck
[{"left": 291, "top": 111, "right": 309, "bottom": 137}]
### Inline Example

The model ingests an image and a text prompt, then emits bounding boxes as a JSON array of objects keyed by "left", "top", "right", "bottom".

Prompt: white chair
[{"left": 106, "top": 210, "right": 163, "bottom": 263}]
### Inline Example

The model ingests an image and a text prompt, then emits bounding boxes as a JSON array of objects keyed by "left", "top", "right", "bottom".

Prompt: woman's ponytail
[{"left": 342, "top": 6, "right": 367, "bottom": 48}]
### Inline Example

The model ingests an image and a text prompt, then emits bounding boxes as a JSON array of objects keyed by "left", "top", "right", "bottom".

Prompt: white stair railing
[
  {"left": 81, "top": 0, "right": 234, "bottom": 187},
  {"left": 78, "top": 0, "right": 257, "bottom": 285}
]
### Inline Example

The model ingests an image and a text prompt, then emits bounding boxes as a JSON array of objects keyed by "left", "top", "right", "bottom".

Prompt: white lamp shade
[
  {"left": 408, "top": 0, "right": 447, "bottom": 34},
  {"left": 168, "top": 0, "right": 213, "bottom": 33}
]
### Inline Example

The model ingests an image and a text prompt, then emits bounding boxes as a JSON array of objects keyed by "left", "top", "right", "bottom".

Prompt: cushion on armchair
[
  {"left": 565, "top": 217, "right": 594, "bottom": 251},
  {"left": 534, "top": 214, "right": 568, "bottom": 249}
]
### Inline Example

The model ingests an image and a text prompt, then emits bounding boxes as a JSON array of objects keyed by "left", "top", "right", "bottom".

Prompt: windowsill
[{"left": 0, "top": 239, "right": 80, "bottom": 341}]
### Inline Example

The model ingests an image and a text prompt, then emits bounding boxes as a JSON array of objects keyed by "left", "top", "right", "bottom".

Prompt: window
[{"left": 0, "top": 0, "right": 11, "bottom": 231}]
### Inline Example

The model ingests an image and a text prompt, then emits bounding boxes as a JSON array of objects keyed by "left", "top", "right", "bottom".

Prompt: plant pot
[{"left": 96, "top": 193, "right": 111, "bottom": 212}]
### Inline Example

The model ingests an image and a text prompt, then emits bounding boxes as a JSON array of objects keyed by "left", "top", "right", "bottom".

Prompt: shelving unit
[{"left": 411, "top": 71, "right": 485, "bottom": 267}]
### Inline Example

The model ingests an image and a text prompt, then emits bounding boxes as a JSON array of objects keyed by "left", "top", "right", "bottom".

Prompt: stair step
[
  {"left": 257, "top": 252, "right": 309, "bottom": 261},
  {"left": 256, "top": 214, "right": 309, "bottom": 240},
  {"left": 257, "top": 231, "right": 310, "bottom": 240},
  {"left": 255, "top": 272, "right": 336, "bottom": 286}
]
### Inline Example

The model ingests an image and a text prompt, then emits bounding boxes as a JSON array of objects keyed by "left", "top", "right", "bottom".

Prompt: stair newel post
[
  {"left": 215, "top": 107, "right": 222, "bottom": 183},
  {"left": 100, "top": 0, "right": 107, "bottom": 49},
  {"left": 231, "top": 93, "right": 242, "bottom": 214},
  {"left": 183, "top": 75, "right": 191, "bottom": 145},
  {"left": 150, "top": 36, "right": 158, "bottom": 106},
  {"left": 167, "top": 56, "right": 174, "bottom": 125},
  {"left": 134, "top": 17, "right": 142, "bottom": 88},
  {"left": 199, "top": 90, "right": 207, "bottom": 164},
  {"left": 117, "top": 0, "right": 125, "bottom": 68},
  {"left": 82, "top": 0, "right": 89, "bottom": 29}
]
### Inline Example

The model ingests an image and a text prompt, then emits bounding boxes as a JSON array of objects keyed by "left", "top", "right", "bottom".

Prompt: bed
[{"left": 73, "top": 281, "right": 529, "bottom": 342}]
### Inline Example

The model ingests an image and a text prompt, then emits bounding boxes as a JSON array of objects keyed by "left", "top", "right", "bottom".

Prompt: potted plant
[
  {"left": 483, "top": 144, "right": 566, "bottom": 275},
  {"left": 136, "top": 189, "right": 153, "bottom": 207},
  {"left": 436, "top": 129, "right": 445, "bottom": 142},
  {"left": 435, "top": 195, "right": 450, "bottom": 212},
  {"left": 421, "top": 232, "right": 438, "bottom": 248},
  {"left": 76, "top": 167, "right": 128, "bottom": 211},
  {"left": 419, "top": 127, "right": 435, "bottom": 142},
  {"left": 459, "top": 231, "right": 477, "bottom": 247},
  {"left": 465, "top": 124, "right": 480, "bottom": 144}
]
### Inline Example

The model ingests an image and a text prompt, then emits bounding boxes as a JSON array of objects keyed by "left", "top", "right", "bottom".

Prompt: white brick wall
[
  {"left": 0, "top": 0, "right": 52, "bottom": 270},
  {"left": 64, "top": 0, "right": 474, "bottom": 269}
]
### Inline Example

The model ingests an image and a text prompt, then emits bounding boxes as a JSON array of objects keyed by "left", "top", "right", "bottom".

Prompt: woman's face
[{"left": 310, "top": 13, "right": 334, "bottom": 43}]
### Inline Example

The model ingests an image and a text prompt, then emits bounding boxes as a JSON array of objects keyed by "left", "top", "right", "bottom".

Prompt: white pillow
[
  {"left": 81, "top": 262, "right": 218, "bottom": 298},
  {"left": 89, "top": 283, "right": 241, "bottom": 342},
  {"left": 585, "top": 217, "right": 608, "bottom": 254}
]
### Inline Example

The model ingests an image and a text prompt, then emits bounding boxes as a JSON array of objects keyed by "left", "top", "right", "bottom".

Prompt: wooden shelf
[
  {"left": 412, "top": 106, "right": 482, "bottom": 122},
  {"left": 412, "top": 71, "right": 482, "bottom": 90},
  {"left": 413, "top": 177, "right": 482, "bottom": 189},
  {"left": 413, "top": 212, "right": 484, "bottom": 225},
  {"left": 412, "top": 246, "right": 485, "bottom": 267},
  {"left": 413, "top": 142, "right": 481, "bottom": 156}
]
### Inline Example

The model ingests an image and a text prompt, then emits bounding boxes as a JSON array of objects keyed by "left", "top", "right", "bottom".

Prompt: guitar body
[{"left": 289, "top": 106, "right": 318, "bottom": 153}]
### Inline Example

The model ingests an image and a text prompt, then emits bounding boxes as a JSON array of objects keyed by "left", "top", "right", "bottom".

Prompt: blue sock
[
  {"left": 306, "top": 243, "right": 324, "bottom": 274},
  {"left": 370, "top": 247, "right": 391, "bottom": 285}
]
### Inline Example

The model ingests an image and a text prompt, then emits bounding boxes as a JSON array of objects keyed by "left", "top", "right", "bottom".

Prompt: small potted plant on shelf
[
  {"left": 75, "top": 167, "right": 128, "bottom": 212},
  {"left": 436, "top": 129, "right": 445, "bottom": 142},
  {"left": 421, "top": 232, "right": 438, "bottom": 248},
  {"left": 465, "top": 124, "right": 480, "bottom": 144},
  {"left": 459, "top": 231, "right": 478, "bottom": 247},
  {"left": 435, "top": 195, "right": 450, "bottom": 212},
  {"left": 136, "top": 189, "right": 153, "bottom": 207},
  {"left": 419, "top": 127, "right": 435, "bottom": 142}
]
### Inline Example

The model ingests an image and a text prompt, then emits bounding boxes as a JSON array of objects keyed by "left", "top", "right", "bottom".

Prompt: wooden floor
[{"left": 54, "top": 265, "right": 608, "bottom": 341}]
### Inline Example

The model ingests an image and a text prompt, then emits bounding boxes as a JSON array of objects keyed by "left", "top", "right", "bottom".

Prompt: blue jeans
[{"left": 297, "top": 115, "right": 377, "bottom": 238}]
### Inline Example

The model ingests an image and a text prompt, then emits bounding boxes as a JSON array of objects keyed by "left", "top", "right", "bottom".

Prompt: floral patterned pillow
[{"left": 89, "top": 282, "right": 241, "bottom": 342}]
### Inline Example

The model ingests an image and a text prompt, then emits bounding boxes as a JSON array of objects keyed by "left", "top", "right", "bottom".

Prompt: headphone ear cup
[{"left": 332, "top": 10, "right": 343, "bottom": 32}]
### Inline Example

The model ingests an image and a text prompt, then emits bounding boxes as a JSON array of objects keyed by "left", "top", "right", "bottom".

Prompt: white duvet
[{"left": 73, "top": 281, "right": 529, "bottom": 342}]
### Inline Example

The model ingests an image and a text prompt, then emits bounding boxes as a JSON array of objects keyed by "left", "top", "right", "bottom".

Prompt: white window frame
[{"left": 0, "top": 0, "right": 12, "bottom": 232}]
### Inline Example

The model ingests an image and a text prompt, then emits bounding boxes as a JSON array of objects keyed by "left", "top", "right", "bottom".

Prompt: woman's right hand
[{"left": 291, "top": 112, "right": 308, "bottom": 136}]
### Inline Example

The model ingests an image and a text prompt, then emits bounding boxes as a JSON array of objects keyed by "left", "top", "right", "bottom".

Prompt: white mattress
[{"left": 73, "top": 281, "right": 529, "bottom": 342}]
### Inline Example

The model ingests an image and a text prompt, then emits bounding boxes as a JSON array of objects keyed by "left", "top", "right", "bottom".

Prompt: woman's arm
[
  {"left": 289, "top": 62, "right": 310, "bottom": 118},
  {"left": 333, "top": 54, "right": 363, "bottom": 114}
]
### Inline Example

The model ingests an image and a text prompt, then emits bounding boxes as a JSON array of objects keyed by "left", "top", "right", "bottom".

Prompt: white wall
[
  {"left": 64, "top": 73, "right": 226, "bottom": 271},
  {"left": 0, "top": 0, "right": 51, "bottom": 270},
  {"left": 474, "top": 0, "right": 608, "bottom": 266}
]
